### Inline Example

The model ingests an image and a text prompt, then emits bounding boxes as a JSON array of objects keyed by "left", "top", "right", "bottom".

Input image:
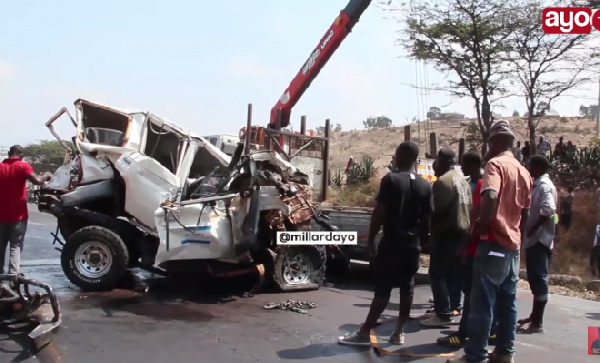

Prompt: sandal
[
  {"left": 517, "top": 317, "right": 531, "bottom": 325},
  {"left": 517, "top": 323, "right": 544, "bottom": 334}
]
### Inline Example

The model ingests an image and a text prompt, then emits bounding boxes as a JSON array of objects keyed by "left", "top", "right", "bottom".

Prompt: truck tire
[
  {"left": 61, "top": 225, "right": 129, "bottom": 292},
  {"left": 270, "top": 245, "right": 326, "bottom": 292}
]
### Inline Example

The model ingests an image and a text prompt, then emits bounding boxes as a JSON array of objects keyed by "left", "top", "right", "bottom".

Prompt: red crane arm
[{"left": 269, "top": 0, "right": 372, "bottom": 129}]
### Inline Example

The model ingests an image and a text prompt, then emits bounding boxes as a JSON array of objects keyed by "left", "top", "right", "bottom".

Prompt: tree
[
  {"left": 427, "top": 106, "right": 441, "bottom": 119},
  {"left": 23, "top": 140, "right": 68, "bottom": 173},
  {"left": 580, "top": 105, "right": 599, "bottom": 118},
  {"left": 363, "top": 116, "right": 393, "bottom": 128},
  {"left": 398, "top": 0, "right": 522, "bottom": 153},
  {"left": 508, "top": 0, "right": 600, "bottom": 154},
  {"left": 512, "top": 110, "right": 520, "bottom": 117},
  {"left": 334, "top": 123, "right": 342, "bottom": 132}
]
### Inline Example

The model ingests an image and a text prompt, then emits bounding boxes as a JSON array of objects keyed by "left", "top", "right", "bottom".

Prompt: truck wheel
[
  {"left": 61, "top": 225, "right": 129, "bottom": 292},
  {"left": 270, "top": 245, "right": 326, "bottom": 292}
]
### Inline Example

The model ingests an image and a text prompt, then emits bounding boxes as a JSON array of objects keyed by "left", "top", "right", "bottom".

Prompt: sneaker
[
  {"left": 452, "top": 309, "right": 461, "bottom": 316},
  {"left": 429, "top": 296, "right": 435, "bottom": 303},
  {"left": 420, "top": 315, "right": 453, "bottom": 327},
  {"left": 416, "top": 311, "right": 435, "bottom": 320},
  {"left": 337, "top": 331, "right": 371, "bottom": 346},
  {"left": 389, "top": 332, "right": 405, "bottom": 345},
  {"left": 437, "top": 332, "right": 466, "bottom": 348},
  {"left": 488, "top": 333, "right": 497, "bottom": 345},
  {"left": 489, "top": 351, "right": 515, "bottom": 363}
]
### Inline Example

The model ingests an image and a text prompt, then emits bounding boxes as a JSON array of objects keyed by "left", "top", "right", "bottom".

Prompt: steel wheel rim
[
  {"left": 74, "top": 241, "right": 113, "bottom": 278},
  {"left": 283, "top": 252, "right": 312, "bottom": 284}
]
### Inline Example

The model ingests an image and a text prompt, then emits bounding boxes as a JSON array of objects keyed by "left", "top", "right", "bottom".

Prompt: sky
[{"left": 0, "top": 0, "right": 598, "bottom": 147}]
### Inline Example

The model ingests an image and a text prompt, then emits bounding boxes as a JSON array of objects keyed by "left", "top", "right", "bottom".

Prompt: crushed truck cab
[{"left": 38, "top": 99, "right": 334, "bottom": 293}]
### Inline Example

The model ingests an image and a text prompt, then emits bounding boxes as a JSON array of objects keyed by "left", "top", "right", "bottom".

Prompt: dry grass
[
  {"left": 550, "top": 190, "right": 597, "bottom": 278},
  {"left": 329, "top": 116, "right": 597, "bottom": 172},
  {"left": 324, "top": 176, "right": 381, "bottom": 207}
]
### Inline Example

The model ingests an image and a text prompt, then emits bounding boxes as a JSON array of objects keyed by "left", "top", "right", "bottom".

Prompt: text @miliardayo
[{"left": 276, "top": 231, "right": 358, "bottom": 245}]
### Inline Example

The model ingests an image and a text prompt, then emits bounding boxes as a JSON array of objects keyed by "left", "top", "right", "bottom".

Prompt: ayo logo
[
  {"left": 302, "top": 29, "right": 335, "bottom": 75},
  {"left": 542, "top": 7, "right": 600, "bottom": 34}
]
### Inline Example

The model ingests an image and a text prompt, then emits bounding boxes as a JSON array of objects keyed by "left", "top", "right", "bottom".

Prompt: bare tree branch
[
  {"left": 391, "top": 0, "right": 524, "bottom": 152},
  {"left": 508, "top": 0, "right": 600, "bottom": 153}
]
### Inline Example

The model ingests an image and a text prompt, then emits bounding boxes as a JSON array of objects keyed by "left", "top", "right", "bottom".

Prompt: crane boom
[{"left": 269, "top": 0, "right": 372, "bottom": 129}]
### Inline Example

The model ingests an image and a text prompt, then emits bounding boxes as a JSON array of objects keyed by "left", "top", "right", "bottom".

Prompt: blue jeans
[
  {"left": 458, "top": 255, "right": 499, "bottom": 338},
  {"left": 465, "top": 241, "right": 519, "bottom": 362},
  {"left": 429, "top": 238, "right": 463, "bottom": 320},
  {"left": 525, "top": 242, "right": 552, "bottom": 301}
]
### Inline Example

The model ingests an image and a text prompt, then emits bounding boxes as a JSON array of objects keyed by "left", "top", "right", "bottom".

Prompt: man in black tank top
[{"left": 338, "top": 141, "right": 433, "bottom": 346}]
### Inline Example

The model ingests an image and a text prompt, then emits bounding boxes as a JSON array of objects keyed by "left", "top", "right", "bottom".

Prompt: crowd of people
[
  {"left": 511, "top": 135, "right": 575, "bottom": 165},
  {"left": 337, "top": 120, "right": 562, "bottom": 363}
]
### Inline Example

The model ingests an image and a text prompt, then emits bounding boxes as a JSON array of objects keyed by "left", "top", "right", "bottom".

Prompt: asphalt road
[{"left": 0, "top": 206, "right": 598, "bottom": 362}]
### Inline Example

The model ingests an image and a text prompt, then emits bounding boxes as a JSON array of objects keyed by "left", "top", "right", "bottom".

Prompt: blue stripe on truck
[
  {"left": 190, "top": 226, "right": 211, "bottom": 231},
  {"left": 181, "top": 239, "right": 211, "bottom": 245}
]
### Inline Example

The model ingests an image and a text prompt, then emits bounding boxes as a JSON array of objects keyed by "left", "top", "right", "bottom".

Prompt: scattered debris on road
[
  {"left": 0, "top": 274, "right": 61, "bottom": 351},
  {"left": 263, "top": 300, "right": 318, "bottom": 314}
]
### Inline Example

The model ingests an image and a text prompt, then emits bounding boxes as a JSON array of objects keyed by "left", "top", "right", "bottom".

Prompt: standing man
[
  {"left": 338, "top": 141, "right": 432, "bottom": 346},
  {"left": 421, "top": 148, "right": 471, "bottom": 328},
  {"left": 0, "top": 145, "right": 51, "bottom": 275},
  {"left": 517, "top": 155, "right": 557, "bottom": 334},
  {"left": 462, "top": 152, "right": 483, "bottom": 191},
  {"left": 448, "top": 120, "right": 532, "bottom": 363},
  {"left": 437, "top": 152, "right": 499, "bottom": 348},
  {"left": 559, "top": 186, "right": 574, "bottom": 233},
  {"left": 512, "top": 141, "right": 522, "bottom": 164},
  {"left": 538, "top": 136, "right": 551, "bottom": 156},
  {"left": 554, "top": 137, "right": 566, "bottom": 160},
  {"left": 522, "top": 141, "right": 531, "bottom": 166}
]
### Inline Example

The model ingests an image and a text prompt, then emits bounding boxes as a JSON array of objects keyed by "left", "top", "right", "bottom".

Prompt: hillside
[{"left": 328, "top": 116, "right": 598, "bottom": 172}]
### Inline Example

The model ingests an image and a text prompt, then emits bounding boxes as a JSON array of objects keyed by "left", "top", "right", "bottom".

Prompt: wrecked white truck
[{"left": 37, "top": 99, "right": 336, "bottom": 293}]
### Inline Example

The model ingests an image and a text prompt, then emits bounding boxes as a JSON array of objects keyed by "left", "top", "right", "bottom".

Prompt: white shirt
[{"left": 522, "top": 174, "right": 557, "bottom": 250}]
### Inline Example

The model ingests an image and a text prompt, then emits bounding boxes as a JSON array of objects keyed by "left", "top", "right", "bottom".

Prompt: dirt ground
[{"left": 328, "top": 116, "right": 596, "bottom": 170}]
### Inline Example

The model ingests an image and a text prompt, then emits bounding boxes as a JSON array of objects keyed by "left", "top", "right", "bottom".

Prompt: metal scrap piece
[
  {"left": 0, "top": 274, "right": 61, "bottom": 347},
  {"left": 263, "top": 299, "right": 318, "bottom": 314}
]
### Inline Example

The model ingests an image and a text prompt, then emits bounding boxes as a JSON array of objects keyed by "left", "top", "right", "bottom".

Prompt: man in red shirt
[
  {"left": 0, "top": 145, "right": 51, "bottom": 275},
  {"left": 438, "top": 152, "right": 498, "bottom": 348}
]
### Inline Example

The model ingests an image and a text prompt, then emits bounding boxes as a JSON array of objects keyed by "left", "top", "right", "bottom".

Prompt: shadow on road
[
  {"left": 353, "top": 302, "right": 430, "bottom": 311},
  {"left": 93, "top": 273, "right": 265, "bottom": 321},
  {"left": 74, "top": 266, "right": 383, "bottom": 323},
  {"left": 0, "top": 322, "right": 37, "bottom": 362},
  {"left": 277, "top": 342, "right": 371, "bottom": 360},
  {"left": 587, "top": 312, "right": 600, "bottom": 321}
]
